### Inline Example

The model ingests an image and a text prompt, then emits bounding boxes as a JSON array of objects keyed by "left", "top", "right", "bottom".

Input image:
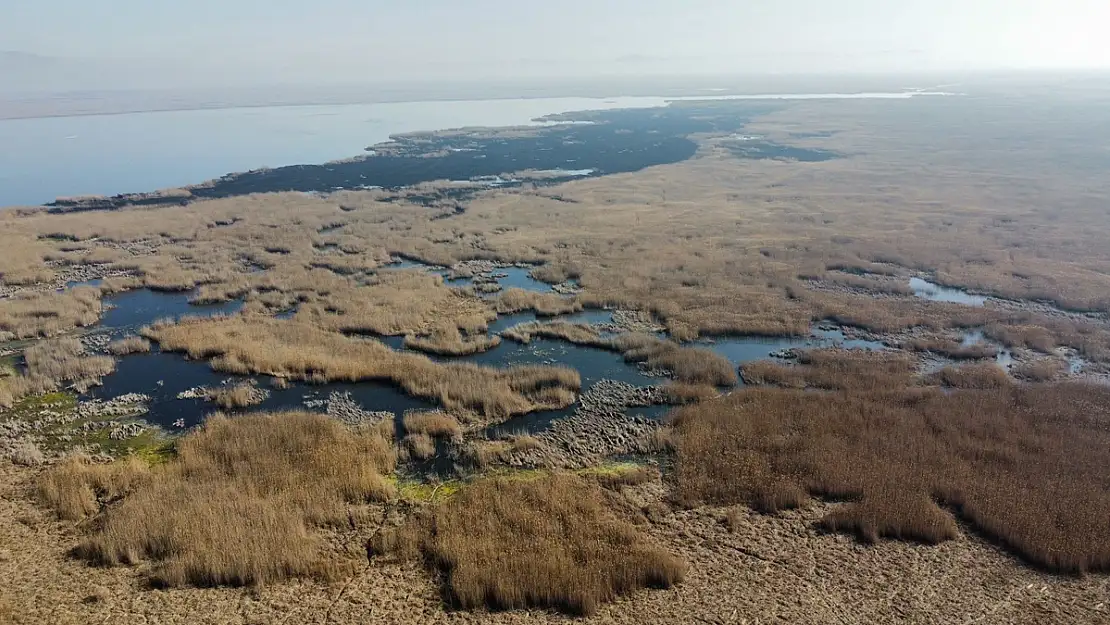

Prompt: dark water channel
[{"left": 83, "top": 275, "right": 884, "bottom": 436}]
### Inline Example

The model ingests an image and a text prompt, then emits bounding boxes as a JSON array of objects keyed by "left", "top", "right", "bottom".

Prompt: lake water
[
  {"left": 1, "top": 91, "right": 953, "bottom": 207},
  {"left": 909, "top": 277, "right": 987, "bottom": 306}
]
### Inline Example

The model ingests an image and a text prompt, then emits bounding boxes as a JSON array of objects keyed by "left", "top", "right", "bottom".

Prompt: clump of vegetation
[
  {"left": 501, "top": 320, "right": 603, "bottom": 345},
  {"left": 1013, "top": 358, "right": 1067, "bottom": 382},
  {"left": 144, "top": 317, "right": 579, "bottom": 419},
  {"left": 926, "top": 362, "right": 1011, "bottom": 389},
  {"left": 206, "top": 382, "right": 268, "bottom": 410},
  {"left": 38, "top": 454, "right": 151, "bottom": 521},
  {"left": 40, "top": 412, "right": 395, "bottom": 587},
  {"left": 741, "top": 349, "right": 915, "bottom": 390},
  {"left": 403, "top": 433, "right": 436, "bottom": 460},
  {"left": 24, "top": 338, "right": 114, "bottom": 385},
  {"left": 900, "top": 337, "right": 998, "bottom": 360},
  {"left": 106, "top": 336, "right": 152, "bottom": 356},
  {"left": 402, "top": 410, "right": 462, "bottom": 440},
  {"left": 670, "top": 383, "right": 1110, "bottom": 572},
  {"left": 611, "top": 334, "right": 737, "bottom": 386},
  {"left": 403, "top": 321, "right": 501, "bottom": 356},
  {"left": 530, "top": 262, "right": 581, "bottom": 285},
  {"left": 375, "top": 474, "right": 685, "bottom": 615},
  {"left": 0, "top": 287, "right": 102, "bottom": 341},
  {"left": 662, "top": 383, "right": 720, "bottom": 404},
  {"left": 495, "top": 288, "right": 582, "bottom": 316},
  {"left": 0, "top": 338, "right": 116, "bottom": 405}
]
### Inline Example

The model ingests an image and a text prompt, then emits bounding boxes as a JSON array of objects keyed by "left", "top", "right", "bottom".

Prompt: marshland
[{"left": 3, "top": 86, "right": 1110, "bottom": 624}]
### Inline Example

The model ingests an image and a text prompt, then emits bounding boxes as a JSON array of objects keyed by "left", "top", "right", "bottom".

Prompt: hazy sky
[{"left": 4, "top": 0, "right": 1110, "bottom": 86}]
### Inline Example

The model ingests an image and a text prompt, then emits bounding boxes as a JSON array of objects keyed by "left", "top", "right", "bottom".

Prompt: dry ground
[{"left": 2, "top": 461, "right": 1108, "bottom": 624}]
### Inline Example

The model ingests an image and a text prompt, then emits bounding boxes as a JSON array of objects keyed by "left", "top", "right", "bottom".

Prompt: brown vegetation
[
  {"left": 144, "top": 316, "right": 579, "bottom": 419},
  {"left": 402, "top": 410, "right": 462, "bottom": 440},
  {"left": 207, "top": 382, "right": 267, "bottom": 410},
  {"left": 1013, "top": 358, "right": 1067, "bottom": 382},
  {"left": 106, "top": 336, "right": 152, "bottom": 356},
  {"left": 37, "top": 455, "right": 150, "bottom": 521},
  {"left": 926, "top": 363, "right": 1011, "bottom": 389},
  {"left": 611, "top": 334, "right": 737, "bottom": 386},
  {"left": 402, "top": 321, "right": 501, "bottom": 356},
  {"left": 671, "top": 383, "right": 1110, "bottom": 572},
  {"left": 0, "top": 287, "right": 102, "bottom": 341},
  {"left": 494, "top": 288, "right": 582, "bottom": 316},
  {"left": 501, "top": 320, "right": 603, "bottom": 345},
  {"left": 900, "top": 337, "right": 997, "bottom": 360},
  {"left": 375, "top": 474, "right": 685, "bottom": 615},
  {"left": 740, "top": 349, "right": 915, "bottom": 390},
  {"left": 662, "top": 383, "right": 720, "bottom": 404},
  {"left": 41, "top": 412, "right": 395, "bottom": 587},
  {"left": 0, "top": 337, "right": 116, "bottom": 404}
]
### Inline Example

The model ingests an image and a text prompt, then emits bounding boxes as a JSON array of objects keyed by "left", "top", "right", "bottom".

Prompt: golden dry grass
[
  {"left": 501, "top": 320, "right": 603, "bottom": 345},
  {"left": 300, "top": 270, "right": 495, "bottom": 337},
  {"left": 207, "top": 382, "right": 266, "bottom": 410},
  {"left": 741, "top": 349, "right": 915, "bottom": 390},
  {"left": 106, "top": 336, "right": 152, "bottom": 356},
  {"left": 1012, "top": 358, "right": 1067, "bottom": 382},
  {"left": 376, "top": 474, "right": 685, "bottom": 615},
  {"left": 662, "top": 383, "right": 720, "bottom": 404},
  {"left": 144, "top": 316, "right": 579, "bottom": 419},
  {"left": 402, "top": 410, "right": 462, "bottom": 439},
  {"left": 900, "top": 337, "right": 997, "bottom": 360},
  {"left": 40, "top": 412, "right": 395, "bottom": 587},
  {"left": 37, "top": 455, "right": 151, "bottom": 521},
  {"left": 0, "top": 287, "right": 102, "bottom": 341},
  {"left": 403, "top": 433, "right": 437, "bottom": 460},
  {"left": 494, "top": 288, "right": 582, "bottom": 316},
  {"left": 611, "top": 334, "right": 737, "bottom": 386},
  {"left": 926, "top": 363, "right": 1012, "bottom": 389},
  {"left": 402, "top": 321, "right": 501, "bottom": 356},
  {"left": 671, "top": 382, "right": 1110, "bottom": 572},
  {"left": 0, "top": 337, "right": 118, "bottom": 404}
]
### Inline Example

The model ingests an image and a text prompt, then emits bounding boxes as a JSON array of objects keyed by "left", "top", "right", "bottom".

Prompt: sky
[{"left": 3, "top": 0, "right": 1110, "bottom": 89}]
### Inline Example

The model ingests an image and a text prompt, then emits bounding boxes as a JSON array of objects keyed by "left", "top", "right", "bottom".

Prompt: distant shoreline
[{"left": 0, "top": 90, "right": 953, "bottom": 122}]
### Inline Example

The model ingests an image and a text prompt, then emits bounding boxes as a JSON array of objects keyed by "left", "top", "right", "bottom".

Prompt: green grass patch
[
  {"left": 81, "top": 427, "right": 176, "bottom": 462},
  {"left": 11, "top": 390, "right": 77, "bottom": 416}
]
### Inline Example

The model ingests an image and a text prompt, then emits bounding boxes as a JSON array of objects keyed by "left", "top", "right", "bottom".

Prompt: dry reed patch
[
  {"left": 106, "top": 336, "right": 151, "bottom": 356},
  {"left": 0, "top": 287, "right": 102, "bottom": 341},
  {"left": 670, "top": 383, "right": 1110, "bottom": 572},
  {"left": 741, "top": 349, "right": 915, "bottom": 391},
  {"left": 494, "top": 288, "right": 582, "bottom": 316},
  {"left": 403, "top": 433, "right": 437, "bottom": 460},
  {"left": 926, "top": 363, "right": 1012, "bottom": 389},
  {"left": 48, "top": 412, "right": 395, "bottom": 587},
  {"left": 662, "top": 383, "right": 720, "bottom": 404},
  {"left": 303, "top": 271, "right": 496, "bottom": 337},
  {"left": 207, "top": 382, "right": 267, "bottom": 410},
  {"left": 402, "top": 321, "right": 501, "bottom": 356},
  {"left": 1013, "top": 358, "right": 1067, "bottom": 382},
  {"left": 145, "top": 316, "right": 578, "bottom": 419},
  {"left": 900, "top": 337, "right": 997, "bottom": 360},
  {"left": 402, "top": 411, "right": 462, "bottom": 440},
  {"left": 23, "top": 338, "right": 115, "bottom": 392},
  {"left": 375, "top": 474, "right": 685, "bottom": 615},
  {"left": 611, "top": 334, "right": 737, "bottom": 386},
  {"left": 501, "top": 320, "right": 604, "bottom": 345},
  {"left": 37, "top": 455, "right": 150, "bottom": 521}
]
